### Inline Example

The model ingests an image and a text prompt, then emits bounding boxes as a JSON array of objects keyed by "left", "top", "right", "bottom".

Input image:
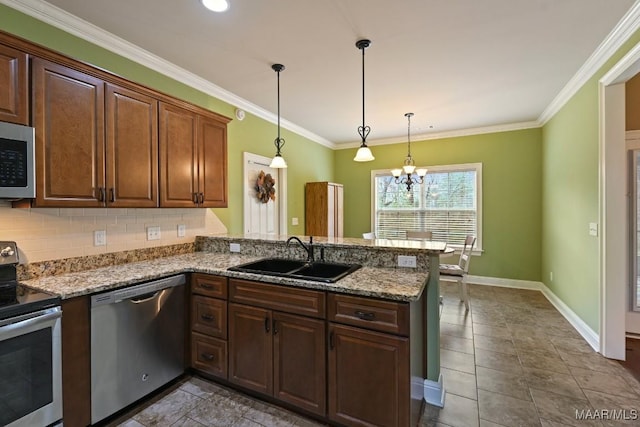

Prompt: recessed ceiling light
[{"left": 201, "top": 0, "right": 229, "bottom": 12}]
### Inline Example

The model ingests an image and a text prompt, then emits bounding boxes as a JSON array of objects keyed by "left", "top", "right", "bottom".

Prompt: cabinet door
[
  {"left": 198, "top": 115, "right": 227, "bottom": 207},
  {"left": 159, "top": 102, "right": 198, "bottom": 207},
  {"left": 0, "top": 43, "right": 28, "bottom": 125},
  {"left": 106, "top": 84, "right": 158, "bottom": 207},
  {"left": 273, "top": 312, "right": 326, "bottom": 416},
  {"left": 228, "top": 303, "right": 273, "bottom": 395},
  {"left": 32, "top": 58, "right": 105, "bottom": 207},
  {"left": 328, "top": 324, "right": 409, "bottom": 427}
]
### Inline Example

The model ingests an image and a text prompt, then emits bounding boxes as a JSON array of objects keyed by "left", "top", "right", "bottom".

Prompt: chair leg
[{"left": 458, "top": 276, "right": 469, "bottom": 312}]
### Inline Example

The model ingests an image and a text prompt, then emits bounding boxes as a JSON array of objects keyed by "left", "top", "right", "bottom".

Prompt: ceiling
[{"left": 28, "top": 0, "right": 638, "bottom": 147}]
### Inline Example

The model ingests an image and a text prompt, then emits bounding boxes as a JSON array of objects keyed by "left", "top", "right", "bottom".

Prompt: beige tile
[
  {"left": 569, "top": 366, "right": 640, "bottom": 399},
  {"left": 133, "top": 389, "right": 202, "bottom": 426},
  {"left": 232, "top": 418, "right": 266, "bottom": 427},
  {"left": 242, "top": 400, "right": 297, "bottom": 426},
  {"left": 441, "top": 321, "right": 474, "bottom": 339},
  {"left": 117, "top": 420, "right": 145, "bottom": 427},
  {"left": 478, "top": 389, "right": 540, "bottom": 427},
  {"left": 549, "top": 336, "right": 594, "bottom": 354},
  {"left": 517, "top": 350, "right": 570, "bottom": 375},
  {"left": 422, "top": 393, "right": 479, "bottom": 427},
  {"left": 441, "top": 367, "right": 477, "bottom": 400},
  {"left": 479, "top": 420, "right": 507, "bottom": 427},
  {"left": 172, "top": 416, "right": 208, "bottom": 427},
  {"left": 441, "top": 313, "right": 473, "bottom": 326},
  {"left": 180, "top": 377, "right": 232, "bottom": 399},
  {"left": 582, "top": 389, "right": 640, "bottom": 426},
  {"left": 476, "top": 366, "right": 531, "bottom": 401},
  {"left": 475, "top": 348, "right": 523, "bottom": 374},
  {"left": 441, "top": 348, "right": 476, "bottom": 374},
  {"left": 441, "top": 334, "right": 475, "bottom": 354},
  {"left": 187, "top": 394, "right": 253, "bottom": 427},
  {"left": 473, "top": 324, "right": 513, "bottom": 340},
  {"left": 540, "top": 419, "right": 576, "bottom": 427},
  {"left": 522, "top": 367, "right": 586, "bottom": 400},
  {"left": 557, "top": 349, "right": 625, "bottom": 375},
  {"left": 530, "top": 389, "right": 599, "bottom": 427},
  {"left": 474, "top": 336, "right": 516, "bottom": 355}
]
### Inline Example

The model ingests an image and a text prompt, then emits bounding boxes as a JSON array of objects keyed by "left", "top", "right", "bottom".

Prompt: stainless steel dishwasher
[{"left": 90, "top": 274, "right": 186, "bottom": 424}]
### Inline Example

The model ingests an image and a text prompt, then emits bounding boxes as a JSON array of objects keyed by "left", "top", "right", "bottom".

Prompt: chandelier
[{"left": 391, "top": 112, "right": 427, "bottom": 191}]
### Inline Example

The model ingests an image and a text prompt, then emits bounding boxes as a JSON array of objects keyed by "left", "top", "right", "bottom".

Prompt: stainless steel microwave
[{"left": 0, "top": 121, "right": 35, "bottom": 199}]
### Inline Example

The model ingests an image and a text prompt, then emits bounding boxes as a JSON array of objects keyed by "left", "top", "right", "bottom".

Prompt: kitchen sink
[{"left": 228, "top": 258, "right": 361, "bottom": 283}]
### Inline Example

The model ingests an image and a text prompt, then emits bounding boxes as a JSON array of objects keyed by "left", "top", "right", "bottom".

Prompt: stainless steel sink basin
[{"left": 228, "top": 258, "right": 361, "bottom": 283}]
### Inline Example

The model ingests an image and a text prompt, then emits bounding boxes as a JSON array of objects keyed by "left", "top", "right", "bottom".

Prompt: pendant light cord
[{"left": 356, "top": 39, "right": 371, "bottom": 144}]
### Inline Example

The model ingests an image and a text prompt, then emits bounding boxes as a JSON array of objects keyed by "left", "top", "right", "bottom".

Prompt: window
[{"left": 371, "top": 163, "right": 482, "bottom": 249}]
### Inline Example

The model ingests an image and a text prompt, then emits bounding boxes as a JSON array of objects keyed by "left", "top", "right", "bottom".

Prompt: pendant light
[
  {"left": 269, "top": 64, "right": 287, "bottom": 169},
  {"left": 201, "top": 0, "right": 229, "bottom": 12},
  {"left": 391, "top": 112, "right": 427, "bottom": 191},
  {"left": 353, "top": 39, "right": 375, "bottom": 162}
]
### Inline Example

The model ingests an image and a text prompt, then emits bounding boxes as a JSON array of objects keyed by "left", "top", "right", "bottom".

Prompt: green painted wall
[
  {"left": 541, "top": 29, "right": 640, "bottom": 332},
  {"left": 0, "top": 4, "right": 334, "bottom": 235},
  {"left": 335, "top": 128, "right": 542, "bottom": 281}
]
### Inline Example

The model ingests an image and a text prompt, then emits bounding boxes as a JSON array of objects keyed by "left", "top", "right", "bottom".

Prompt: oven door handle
[{"left": 0, "top": 307, "right": 62, "bottom": 334}]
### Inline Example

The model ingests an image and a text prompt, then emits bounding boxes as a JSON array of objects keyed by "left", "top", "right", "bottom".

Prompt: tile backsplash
[{"left": 0, "top": 203, "right": 227, "bottom": 263}]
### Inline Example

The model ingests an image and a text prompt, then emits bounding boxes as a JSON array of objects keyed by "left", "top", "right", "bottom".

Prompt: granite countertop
[{"left": 20, "top": 252, "right": 430, "bottom": 302}]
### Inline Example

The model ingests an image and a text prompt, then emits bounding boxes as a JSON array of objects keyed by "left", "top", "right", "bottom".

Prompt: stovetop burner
[{"left": 0, "top": 241, "right": 60, "bottom": 321}]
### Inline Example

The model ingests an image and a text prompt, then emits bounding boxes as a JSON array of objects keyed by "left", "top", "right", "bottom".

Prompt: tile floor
[{"left": 110, "top": 283, "right": 640, "bottom": 427}]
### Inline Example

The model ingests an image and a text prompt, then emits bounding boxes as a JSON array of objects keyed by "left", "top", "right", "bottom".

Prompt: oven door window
[{"left": 0, "top": 328, "right": 53, "bottom": 425}]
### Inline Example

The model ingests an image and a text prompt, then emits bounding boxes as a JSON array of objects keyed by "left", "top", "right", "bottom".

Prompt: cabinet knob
[
  {"left": 200, "top": 314, "right": 215, "bottom": 322},
  {"left": 201, "top": 353, "right": 215, "bottom": 361}
]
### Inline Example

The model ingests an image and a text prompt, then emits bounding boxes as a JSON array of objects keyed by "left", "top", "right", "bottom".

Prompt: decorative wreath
[{"left": 255, "top": 170, "right": 276, "bottom": 203}]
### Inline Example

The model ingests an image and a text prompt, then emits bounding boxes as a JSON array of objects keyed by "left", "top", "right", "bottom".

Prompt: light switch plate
[
  {"left": 291, "top": 217, "right": 299, "bottom": 226},
  {"left": 177, "top": 224, "right": 186, "bottom": 237},
  {"left": 230, "top": 243, "right": 241, "bottom": 253},
  {"left": 589, "top": 222, "right": 598, "bottom": 237},
  {"left": 94, "top": 230, "right": 106, "bottom": 246}
]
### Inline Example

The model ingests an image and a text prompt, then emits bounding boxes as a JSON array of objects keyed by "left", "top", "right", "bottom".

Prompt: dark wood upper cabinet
[
  {"left": 159, "top": 102, "right": 228, "bottom": 208},
  {"left": 0, "top": 43, "right": 28, "bottom": 125},
  {"left": 105, "top": 83, "right": 158, "bottom": 207},
  {"left": 32, "top": 58, "right": 106, "bottom": 207}
]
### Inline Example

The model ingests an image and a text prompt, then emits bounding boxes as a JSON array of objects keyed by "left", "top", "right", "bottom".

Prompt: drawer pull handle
[
  {"left": 273, "top": 319, "right": 278, "bottom": 335},
  {"left": 201, "top": 353, "right": 215, "bottom": 361},
  {"left": 200, "top": 284, "right": 214, "bottom": 290},
  {"left": 265, "top": 317, "right": 270, "bottom": 333},
  {"left": 201, "top": 314, "right": 215, "bottom": 322},
  {"left": 354, "top": 310, "right": 376, "bottom": 321},
  {"left": 329, "top": 330, "right": 335, "bottom": 350}
]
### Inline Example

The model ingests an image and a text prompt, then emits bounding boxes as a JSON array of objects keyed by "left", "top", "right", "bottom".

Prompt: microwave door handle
[{"left": 0, "top": 308, "right": 62, "bottom": 334}]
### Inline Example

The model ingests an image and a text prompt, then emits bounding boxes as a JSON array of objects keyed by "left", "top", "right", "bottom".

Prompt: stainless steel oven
[
  {"left": 0, "top": 241, "right": 62, "bottom": 427},
  {"left": 0, "top": 306, "right": 62, "bottom": 427}
]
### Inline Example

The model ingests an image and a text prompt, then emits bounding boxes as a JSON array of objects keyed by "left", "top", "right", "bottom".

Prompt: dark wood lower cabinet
[
  {"left": 328, "top": 323, "right": 410, "bottom": 427},
  {"left": 61, "top": 296, "right": 91, "bottom": 427}
]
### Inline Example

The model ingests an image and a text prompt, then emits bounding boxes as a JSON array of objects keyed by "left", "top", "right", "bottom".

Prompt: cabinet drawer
[
  {"left": 192, "top": 295, "right": 227, "bottom": 339},
  {"left": 229, "top": 279, "right": 325, "bottom": 319},
  {"left": 328, "top": 293, "right": 409, "bottom": 336},
  {"left": 192, "top": 273, "right": 227, "bottom": 299},
  {"left": 191, "top": 332, "right": 227, "bottom": 379}
]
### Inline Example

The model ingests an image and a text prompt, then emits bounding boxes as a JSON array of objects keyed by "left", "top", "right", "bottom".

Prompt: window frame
[{"left": 370, "top": 162, "right": 483, "bottom": 252}]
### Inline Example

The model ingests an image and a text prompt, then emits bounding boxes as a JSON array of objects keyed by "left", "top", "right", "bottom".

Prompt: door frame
[
  {"left": 599, "top": 40, "right": 640, "bottom": 359},
  {"left": 243, "top": 152, "right": 287, "bottom": 235}
]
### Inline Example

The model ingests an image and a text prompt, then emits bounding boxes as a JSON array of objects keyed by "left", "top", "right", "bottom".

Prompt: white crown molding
[
  {"left": 336, "top": 120, "right": 541, "bottom": 149},
  {"left": 0, "top": 0, "right": 336, "bottom": 149},
  {"left": 538, "top": 0, "right": 640, "bottom": 125}
]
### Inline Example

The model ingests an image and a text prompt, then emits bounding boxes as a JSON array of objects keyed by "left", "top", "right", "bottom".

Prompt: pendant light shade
[
  {"left": 269, "top": 63, "right": 287, "bottom": 169},
  {"left": 353, "top": 39, "right": 375, "bottom": 162}
]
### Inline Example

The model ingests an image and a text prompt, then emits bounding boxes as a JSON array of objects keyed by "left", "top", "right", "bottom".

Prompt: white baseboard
[
  {"left": 423, "top": 374, "right": 445, "bottom": 408},
  {"left": 455, "top": 275, "right": 600, "bottom": 352}
]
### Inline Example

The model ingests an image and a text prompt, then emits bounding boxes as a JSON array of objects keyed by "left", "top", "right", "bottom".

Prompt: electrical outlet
[
  {"left": 291, "top": 217, "right": 299, "bottom": 226},
  {"left": 177, "top": 224, "right": 186, "bottom": 237},
  {"left": 397, "top": 255, "right": 417, "bottom": 268},
  {"left": 230, "top": 243, "right": 241, "bottom": 253},
  {"left": 589, "top": 222, "right": 598, "bottom": 236},
  {"left": 94, "top": 230, "right": 106, "bottom": 246},
  {"left": 146, "top": 226, "right": 161, "bottom": 241}
]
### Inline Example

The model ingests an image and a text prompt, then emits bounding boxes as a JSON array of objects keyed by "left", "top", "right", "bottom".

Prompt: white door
[
  {"left": 243, "top": 152, "right": 287, "bottom": 235},
  {"left": 627, "top": 134, "right": 640, "bottom": 334}
]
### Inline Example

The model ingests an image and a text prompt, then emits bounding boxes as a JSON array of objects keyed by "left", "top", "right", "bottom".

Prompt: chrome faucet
[{"left": 286, "top": 236, "right": 314, "bottom": 263}]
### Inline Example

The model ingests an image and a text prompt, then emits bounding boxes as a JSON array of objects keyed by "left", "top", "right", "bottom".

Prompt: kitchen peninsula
[{"left": 20, "top": 235, "right": 448, "bottom": 426}]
